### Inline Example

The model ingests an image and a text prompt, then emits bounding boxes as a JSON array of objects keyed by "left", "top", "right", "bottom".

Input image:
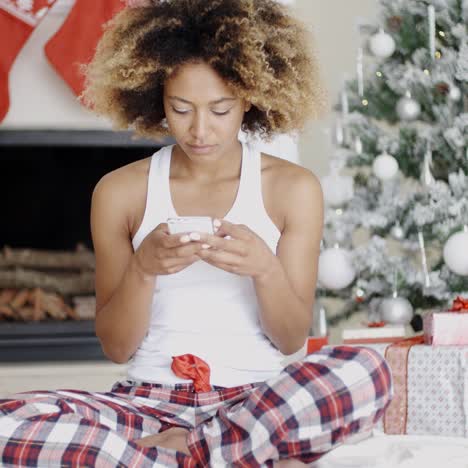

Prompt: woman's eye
[
  {"left": 173, "top": 108, "right": 190, "bottom": 114},
  {"left": 212, "top": 110, "right": 230, "bottom": 116}
]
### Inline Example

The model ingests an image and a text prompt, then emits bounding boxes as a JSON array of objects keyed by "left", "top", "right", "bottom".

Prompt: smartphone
[{"left": 167, "top": 216, "right": 214, "bottom": 235}]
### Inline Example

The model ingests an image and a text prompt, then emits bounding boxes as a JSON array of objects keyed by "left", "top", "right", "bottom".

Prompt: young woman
[{"left": 0, "top": 1, "right": 392, "bottom": 466}]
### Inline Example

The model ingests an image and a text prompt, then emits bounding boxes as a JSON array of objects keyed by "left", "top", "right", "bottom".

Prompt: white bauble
[
  {"left": 396, "top": 96, "right": 421, "bottom": 121},
  {"left": 449, "top": 85, "right": 462, "bottom": 102},
  {"left": 369, "top": 30, "right": 396, "bottom": 58},
  {"left": 318, "top": 247, "right": 356, "bottom": 290},
  {"left": 379, "top": 296, "right": 414, "bottom": 325},
  {"left": 443, "top": 231, "right": 468, "bottom": 276},
  {"left": 312, "top": 301, "right": 328, "bottom": 337},
  {"left": 372, "top": 152, "right": 399, "bottom": 180},
  {"left": 391, "top": 223, "right": 404, "bottom": 240},
  {"left": 321, "top": 173, "right": 354, "bottom": 207}
]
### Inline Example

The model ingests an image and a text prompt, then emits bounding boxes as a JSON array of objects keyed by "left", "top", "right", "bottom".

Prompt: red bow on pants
[{"left": 171, "top": 354, "right": 211, "bottom": 393}]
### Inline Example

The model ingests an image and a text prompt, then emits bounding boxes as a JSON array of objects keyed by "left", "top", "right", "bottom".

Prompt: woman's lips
[{"left": 187, "top": 144, "right": 216, "bottom": 153}]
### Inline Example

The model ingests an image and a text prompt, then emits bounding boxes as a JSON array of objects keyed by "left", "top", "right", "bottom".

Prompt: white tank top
[{"left": 128, "top": 141, "right": 286, "bottom": 387}]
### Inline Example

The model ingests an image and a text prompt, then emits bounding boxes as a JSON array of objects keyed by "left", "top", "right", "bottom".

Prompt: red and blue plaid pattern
[{"left": 0, "top": 346, "right": 392, "bottom": 467}]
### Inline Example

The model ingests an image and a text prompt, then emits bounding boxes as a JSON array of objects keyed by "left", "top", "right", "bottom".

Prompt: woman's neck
[{"left": 171, "top": 141, "right": 242, "bottom": 182}]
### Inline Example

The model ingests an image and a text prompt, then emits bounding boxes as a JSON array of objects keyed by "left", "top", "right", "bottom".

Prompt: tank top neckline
[{"left": 164, "top": 141, "right": 248, "bottom": 220}]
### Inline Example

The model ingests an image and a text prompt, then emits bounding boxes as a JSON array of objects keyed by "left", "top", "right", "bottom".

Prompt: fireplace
[{"left": 0, "top": 130, "right": 167, "bottom": 362}]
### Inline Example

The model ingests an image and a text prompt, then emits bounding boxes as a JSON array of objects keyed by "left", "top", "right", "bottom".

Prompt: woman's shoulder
[
  {"left": 93, "top": 157, "right": 151, "bottom": 200},
  {"left": 261, "top": 152, "right": 322, "bottom": 199},
  {"left": 91, "top": 156, "right": 152, "bottom": 233}
]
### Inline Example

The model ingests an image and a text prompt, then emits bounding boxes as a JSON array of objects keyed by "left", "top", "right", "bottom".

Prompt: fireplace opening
[
  {"left": 0, "top": 132, "right": 164, "bottom": 361},
  {"left": 1, "top": 145, "right": 155, "bottom": 250}
]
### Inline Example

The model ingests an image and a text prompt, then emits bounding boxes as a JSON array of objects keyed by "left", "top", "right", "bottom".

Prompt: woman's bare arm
[
  {"left": 253, "top": 169, "right": 323, "bottom": 354},
  {"left": 91, "top": 167, "right": 207, "bottom": 363},
  {"left": 91, "top": 170, "right": 156, "bottom": 363}
]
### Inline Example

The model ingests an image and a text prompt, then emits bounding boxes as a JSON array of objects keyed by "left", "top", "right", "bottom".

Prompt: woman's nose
[{"left": 190, "top": 112, "right": 209, "bottom": 140}]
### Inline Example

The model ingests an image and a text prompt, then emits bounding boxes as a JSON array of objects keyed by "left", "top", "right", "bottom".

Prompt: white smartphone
[{"left": 167, "top": 216, "right": 214, "bottom": 235}]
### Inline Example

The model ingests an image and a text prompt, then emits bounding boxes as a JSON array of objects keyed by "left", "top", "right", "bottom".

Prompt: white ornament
[
  {"left": 449, "top": 85, "right": 462, "bottom": 102},
  {"left": 369, "top": 29, "right": 396, "bottom": 58},
  {"left": 312, "top": 302, "right": 328, "bottom": 337},
  {"left": 379, "top": 295, "right": 414, "bottom": 325},
  {"left": 354, "top": 136, "right": 363, "bottom": 155},
  {"left": 396, "top": 93, "right": 421, "bottom": 121},
  {"left": 443, "top": 230, "right": 468, "bottom": 276},
  {"left": 391, "top": 223, "right": 404, "bottom": 240},
  {"left": 318, "top": 247, "right": 356, "bottom": 290},
  {"left": 321, "top": 173, "right": 354, "bottom": 207},
  {"left": 372, "top": 152, "right": 399, "bottom": 180}
]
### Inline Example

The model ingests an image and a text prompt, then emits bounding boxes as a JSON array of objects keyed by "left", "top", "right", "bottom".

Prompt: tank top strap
[
  {"left": 232, "top": 142, "right": 264, "bottom": 214},
  {"left": 131, "top": 145, "right": 175, "bottom": 250}
]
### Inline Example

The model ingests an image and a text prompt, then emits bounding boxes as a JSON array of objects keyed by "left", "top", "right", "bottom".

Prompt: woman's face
[{"left": 163, "top": 61, "right": 250, "bottom": 159}]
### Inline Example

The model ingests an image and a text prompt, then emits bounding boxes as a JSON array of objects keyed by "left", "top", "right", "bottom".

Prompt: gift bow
[
  {"left": 171, "top": 354, "right": 211, "bottom": 392},
  {"left": 449, "top": 296, "right": 468, "bottom": 313}
]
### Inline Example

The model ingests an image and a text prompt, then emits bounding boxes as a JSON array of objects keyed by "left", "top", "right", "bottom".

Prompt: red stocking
[
  {"left": 44, "top": 0, "right": 125, "bottom": 97},
  {"left": 0, "top": 0, "right": 56, "bottom": 122}
]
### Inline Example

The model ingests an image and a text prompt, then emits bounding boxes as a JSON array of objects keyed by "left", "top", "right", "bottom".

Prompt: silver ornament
[
  {"left": 449, "top": 85, "right": 462, "bottom": 102},
  {"left": 353, "top": 286, "right": 366, "bottom": 303},
  {"left": 420, "top": 142, "right": 435, "bottom": 188},
  {"left": 391, "top": 222, "right": 404, "bottom": 240},
  {"left": 396, "top": 94, "right": 421, "bottom": 121},
  {"left": 379, "top": 296, "right": 414, "bottom": 325},
  {"left": 369, "top": 29, "right": 396, "bottom": 58},
  {"left": 443, "top": 228, "right": 468, "bottom": 276},
  {"left": 372, "top": 152, "right": 399, "bottom": 180},
  {"left": 312, "top": 301, "right": 328, "bottom": 337}
]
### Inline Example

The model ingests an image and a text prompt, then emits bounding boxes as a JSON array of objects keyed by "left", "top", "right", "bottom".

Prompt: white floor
[{"left": 314, "top": 431, "right": 468, "bottom": 468}]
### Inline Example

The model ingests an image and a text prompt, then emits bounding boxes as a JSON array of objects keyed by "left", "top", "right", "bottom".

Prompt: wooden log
[
  {"left": 0, "top": 269, "right": 95, "bottom": 296},
  {"left": 29, "top": 288, "right": 46, "bottom": 321},
  {"left": 16, "top": 307, "right": 35, "bottom": 321},
  {"left": 42, "top": 292, "right": 67, "bottom": 320},
  {"left": 64, "top": 302, "right": 79, "bottom": 320},
  {"left": 0, "top": 289, "right": 16, "bottom": 305},
  {"left": 0, "top": 304, "right": 15, "bottom": 319},
  {"left": 10, "top": 289, "right": 30, "bottom": 309},
  {"left": 0, "top": 245, "right": 95, "bottom": 271},
  {"left": 72, "top": 296, "right": 96, "bottom": 320}
]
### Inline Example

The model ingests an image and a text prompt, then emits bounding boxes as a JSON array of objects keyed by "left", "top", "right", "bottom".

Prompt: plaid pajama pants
[{"left": 0, "top": 346, "right": 392, "bottom": 467}]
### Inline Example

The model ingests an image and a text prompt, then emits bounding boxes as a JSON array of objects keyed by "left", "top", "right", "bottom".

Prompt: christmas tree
[{"left": 317, "top": 0, "right": 467, "bottom": 328}]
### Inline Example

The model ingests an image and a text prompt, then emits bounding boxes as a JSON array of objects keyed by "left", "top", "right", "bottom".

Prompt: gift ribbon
[
  {"left": 449, "top": 296, "right": 468, "bottom": 313},
  {"left": 171, "top": 353, "right": 211, "bottom": 393},
  {"left": 383, "top": 335, "right": 424, "bottom": 434}
]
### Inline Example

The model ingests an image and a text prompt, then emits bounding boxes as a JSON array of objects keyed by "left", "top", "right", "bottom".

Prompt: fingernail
[
  {"left": 202, "top": 244, "right": 211, "bottom": 249},
  {"left": 213, "top": 219, "right": 222, "bottom": 227},
  {"left": 189, "top": 232, "right": 201, "bottom": 241},
  {"left": 225, "top": 235, "right": 232, "bottom": 240},
  {"left": 180, "top": 235, "right": 190, "bottom": 243}
]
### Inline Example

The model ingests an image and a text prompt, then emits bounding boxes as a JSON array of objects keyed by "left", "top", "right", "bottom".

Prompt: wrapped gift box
[
  {"left": 352, "top": 340, "right": 468, "bottom": 438},
  {"left": 423, "top": 297, "right": 468, "bottom": 345},
  {"left": 423, "top": 312, "right": 468, "bottom": 345},
  {"left": 342, "top": 324, "right": 406, "bottom": 344}
]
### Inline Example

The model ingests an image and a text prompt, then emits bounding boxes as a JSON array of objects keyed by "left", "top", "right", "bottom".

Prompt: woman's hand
[
  {"left": 133, "top": 223, "right": 203, "bottom": 277},
  {"left": 197, "top": 220, "right": 279, "bottom": 280}
]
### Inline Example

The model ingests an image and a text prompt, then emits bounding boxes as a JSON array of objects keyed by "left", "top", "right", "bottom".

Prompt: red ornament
[
  {"left": 448, "top": 296, "right": 468, "bottom": 313},
  {"left": 171, "top": 354, "right": 211, "bottom": 393},
  {"left": 367, "top": 321, "right": 386, "bottom": 328}
]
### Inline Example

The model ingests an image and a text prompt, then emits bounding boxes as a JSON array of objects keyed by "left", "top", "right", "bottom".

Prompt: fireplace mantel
[{"left": 0, "top": 129, "right": 172, "bottom": 148}]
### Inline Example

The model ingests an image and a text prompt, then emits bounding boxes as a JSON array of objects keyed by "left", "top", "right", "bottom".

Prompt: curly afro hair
[{"left": 83, "top": 0, "right": 325, "bottom": 140}]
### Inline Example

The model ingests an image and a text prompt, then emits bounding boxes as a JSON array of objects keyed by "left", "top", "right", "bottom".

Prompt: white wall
[
  {"left": 1, "top": 0, "right": 110, "bottom": 130},
  {"left": 0, "top": 0, "right": 379, "bottom": 169},
  {"left": 295, "top": 0, "right": 378, "bottom": 175}
]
